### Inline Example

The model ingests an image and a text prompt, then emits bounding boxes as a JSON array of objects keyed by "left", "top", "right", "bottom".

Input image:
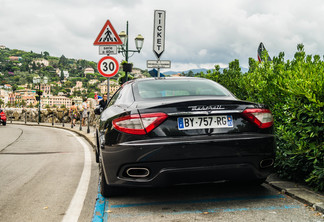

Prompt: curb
[
  {"left": 266, "top": 175, "right": 324, "bottom": 214},
  {"left": 10, "top": 122, "right": 97, "bottom": 149}
]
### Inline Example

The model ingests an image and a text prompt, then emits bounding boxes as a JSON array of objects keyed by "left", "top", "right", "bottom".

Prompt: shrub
[{"left": 203, "top": 44, "right": 324, "bottom": 191}]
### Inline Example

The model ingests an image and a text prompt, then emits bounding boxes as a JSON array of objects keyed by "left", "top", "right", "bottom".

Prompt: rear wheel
[
  {"left": 252, "top": 178, "right": 267, "bottom": 185},
  {"left": 95, "top": 129, "right": 100, "bottom": 163},
  {"left": 2, "top": 122, "right": 6, "bottom": 126},
  {"left": 243, "top": 178, "right": 267, "bottom": 186},
  {"left": 99, "top": 160, "right": 123, "bottom": 197}
]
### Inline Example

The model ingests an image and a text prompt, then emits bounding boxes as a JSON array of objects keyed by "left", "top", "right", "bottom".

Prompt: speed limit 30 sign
[{"left": 97, "top": 56, "right": 119, "bottom": 78}]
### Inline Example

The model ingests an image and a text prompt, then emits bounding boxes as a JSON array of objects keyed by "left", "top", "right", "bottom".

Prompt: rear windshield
[{"left": 134, "top": 79, "right": 231, "bottom": 100}]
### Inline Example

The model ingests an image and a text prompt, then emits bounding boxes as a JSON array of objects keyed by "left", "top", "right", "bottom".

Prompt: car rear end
[
  {"left": 0, "top": 109, "right": 6, "bottom": 126},
  {"left": 101, "top": 78, "right": 275, "bottom": 187}
]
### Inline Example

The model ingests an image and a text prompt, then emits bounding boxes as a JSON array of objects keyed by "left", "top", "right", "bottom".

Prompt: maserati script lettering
[{"left": 188, "top": 105, "right": 225, "bottom": 111}]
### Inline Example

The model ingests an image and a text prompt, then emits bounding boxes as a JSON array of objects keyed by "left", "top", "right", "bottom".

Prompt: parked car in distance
[
  {"left": 95, "top": 77, "right": 275, "bottom": 197},
  {"left": 0, "top": 109, "right": 7, "bottom": 126}
]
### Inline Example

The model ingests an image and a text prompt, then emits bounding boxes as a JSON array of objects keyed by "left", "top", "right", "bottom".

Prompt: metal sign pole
[
  {"left": 62, "top": 110, "right": 65, "bottom": 127},
  {"left": 107, "top": 77, "right": 110, "bottom": 100},
  {"left": 157, "top": 58, "right": 161, "bottom": 77}
]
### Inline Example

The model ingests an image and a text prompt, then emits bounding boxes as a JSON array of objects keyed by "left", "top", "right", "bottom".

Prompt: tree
[
  {"left": 43, "top": 51, "right": 50, "bottom": 58},
  {"left": 59, "top": 55, "right": 68, "bottom": 67},
  {"left": 60, "top": 70, "right": 64, "bottom": 82},
  {"left": 20, "top": 100, "right": 26, "bottom": 107},
  {"left": 117, "top": 72, "right": 134, "bottom": 85},
  {"left": 64, "top": 80, "right": 72, "bottom": 88},
  {"left": 12, "top": 84, "right": 17, "bottom": 92},
  {"left": 187, "top": 70, "right": 194, "bottom": 77},
  {"left": 87, "top": 91, "right": 95, "bottom": 99}
]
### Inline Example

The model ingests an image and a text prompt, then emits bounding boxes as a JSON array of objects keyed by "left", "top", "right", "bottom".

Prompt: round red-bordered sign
[{"left": 97, "top": 56, "right": 119, "bottom": 78}]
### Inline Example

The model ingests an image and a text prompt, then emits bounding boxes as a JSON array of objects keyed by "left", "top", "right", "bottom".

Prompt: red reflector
[
  {"left": 112, "top": 113, "right": 168, "bottom": 135},
  {"left": 242, "top": 108, "right": 273, "bottom": 129}
]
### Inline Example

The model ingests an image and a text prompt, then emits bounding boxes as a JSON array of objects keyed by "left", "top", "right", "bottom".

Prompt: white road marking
[{"left": 62, "top": 130, "right": 92, "bottom": 222}]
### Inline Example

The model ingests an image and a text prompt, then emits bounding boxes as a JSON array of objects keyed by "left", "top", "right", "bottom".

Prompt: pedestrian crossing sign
[{"left": 93, "top": 20, "right": 123, "bottom": 45}]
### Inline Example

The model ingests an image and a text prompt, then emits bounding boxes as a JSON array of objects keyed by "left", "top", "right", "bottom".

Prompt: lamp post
[
  {"left": 33, "top": 76, "right": 48, "bottom": 124},
  {"left": 118, "top": 21, "right": 144, "bottom": 82}
]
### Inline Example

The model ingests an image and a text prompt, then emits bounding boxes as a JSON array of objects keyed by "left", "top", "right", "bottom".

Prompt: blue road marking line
[
  {"left": 104, "top": 199, "right": 109, "bottom": 222},
  {"left": 110, "top": 194, "right": 285, "bottom": 209},
  {"left": 108, "top": 204, "right": 301, "bottom": 218},
  {"left": 92, "top": 184, "right": 108, "bottom": 222}
]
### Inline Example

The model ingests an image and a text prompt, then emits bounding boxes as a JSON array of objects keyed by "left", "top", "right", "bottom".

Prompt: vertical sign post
[{"left": 153, "top": 10, "right": 166, "bottom": 77}]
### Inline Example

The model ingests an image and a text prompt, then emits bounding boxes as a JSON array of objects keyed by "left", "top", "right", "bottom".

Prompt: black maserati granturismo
[{"left": 95, "top": 77, "right": 275, "bottom": 197}]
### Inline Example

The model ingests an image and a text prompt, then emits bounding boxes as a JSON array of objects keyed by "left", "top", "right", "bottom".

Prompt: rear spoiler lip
[
  {"left": 133, "top": 98, "right": 257, "bottom": 109},
  {"left": 167, "top": 110, "right": 243, "bottom": 116}
]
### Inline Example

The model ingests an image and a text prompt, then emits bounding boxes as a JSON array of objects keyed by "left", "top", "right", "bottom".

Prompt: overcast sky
[{"left": 1, "top": 0, "right": 324, "bottom": 72}]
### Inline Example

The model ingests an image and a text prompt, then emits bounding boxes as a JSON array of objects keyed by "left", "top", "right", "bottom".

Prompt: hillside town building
[
  {"left": 9, "top": 56, "right": 22, "bottom": 61},
  {"left": 84, "top": 67, "right": 95, "bottom": 75},
  {"left": 33, "top": 59, "right": 49, "bottom": 67},
  {"left": 42, "top": 96, "right": 72, "bottom": 108},
  {"left": 35, "top": 83, "right": 51, "bottom": 96},
  {"left": 99, "top": 80, "right": 119, "bottom": 96}
]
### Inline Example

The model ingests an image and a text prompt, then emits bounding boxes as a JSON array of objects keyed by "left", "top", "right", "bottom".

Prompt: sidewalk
[{"left": 8, "top": 121, "right": 324, "bottom": 215}]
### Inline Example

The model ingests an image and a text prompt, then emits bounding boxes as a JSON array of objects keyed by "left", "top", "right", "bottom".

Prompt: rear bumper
[{"left": 101, "top": 133, "right": 275, "bottom": 187}]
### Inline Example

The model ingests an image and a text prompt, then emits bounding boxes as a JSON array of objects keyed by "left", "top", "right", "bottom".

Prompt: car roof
[
  {"left": 137, "top": 77, "right": 206, "bottom": 81},
  {"left": 127, "top": 77, "right": 211, "bottom": 85}
]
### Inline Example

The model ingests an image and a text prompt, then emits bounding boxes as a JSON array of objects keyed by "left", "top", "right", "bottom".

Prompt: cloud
[{"left": 1, "top": 0, "right": 324, "bottom": 72}]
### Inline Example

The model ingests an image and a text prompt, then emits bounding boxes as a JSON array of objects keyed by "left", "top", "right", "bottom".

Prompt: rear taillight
[
  {"left": 242, "top": 108, "right": 273, "bottom": 129},
  {"left": 112, "top": 113, "right": 168, "bottom": 135}
]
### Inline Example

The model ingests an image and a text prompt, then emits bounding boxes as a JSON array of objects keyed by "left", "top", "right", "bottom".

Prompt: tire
[
  {"left": 3, "top": 122, "right": 6, "bottom": 126},
  {"left": 99, "top": 160, "right": 123, "bottom": 197},
  {"left": 95, "top": 129, "right": 100, "bottom": 163},
  {"left": 253, "top": 178, "right": 267, "bottom": 185},
  {"left": 246, "top": 178, "right": 267, "bottom": 186}
]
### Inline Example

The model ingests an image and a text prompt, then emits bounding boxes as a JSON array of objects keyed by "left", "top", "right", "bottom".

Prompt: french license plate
[{"left": 178, "top": 115, "right": 233, "bottom": 130}]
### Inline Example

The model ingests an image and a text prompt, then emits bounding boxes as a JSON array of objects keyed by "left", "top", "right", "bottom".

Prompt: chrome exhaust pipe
[
  {"left": 260, "top": 158, "right": 274, "bottom": 168},
  {"left": 126, "top": 168, "right": 150, "bottom": 178}
]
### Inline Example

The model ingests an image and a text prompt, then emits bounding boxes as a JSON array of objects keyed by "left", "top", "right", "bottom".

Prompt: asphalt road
[
  {"left": 1, "top": 124, "right": 323, "bottom": 222},
  {"left": 104, "top": 183, "right": 323, "bottom": 222},
  {"left": 0, "top": 124, "right": 98, "bottom": 222}
]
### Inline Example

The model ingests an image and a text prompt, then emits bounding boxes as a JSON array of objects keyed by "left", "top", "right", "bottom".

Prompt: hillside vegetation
[{"left": 0, "top": 48, "right": 146, "bottom": 99}]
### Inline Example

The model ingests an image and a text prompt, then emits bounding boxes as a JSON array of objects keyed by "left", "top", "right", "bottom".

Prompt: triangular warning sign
[{"left": 93, "top": 20, "right": 123, "bottom": 45}]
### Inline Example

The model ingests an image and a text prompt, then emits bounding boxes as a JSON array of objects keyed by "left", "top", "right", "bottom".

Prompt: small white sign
[
  {"left": 147, "top": 60, "right": 171, "bottom": 68},
  {"left": 99, "top": 45, "right": 117, "bottom": 55},
  {"left": 153, "top": 10, "right": 166, "bottom": 59}
]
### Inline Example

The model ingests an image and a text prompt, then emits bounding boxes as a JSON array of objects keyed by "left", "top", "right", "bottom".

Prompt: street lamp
[
  {"left": 118, "top": 21, "right": 144, "bottom": 82},
  {"left": 135, "top": 34, "right": 144, "bottom": 51},
  {"left": 33, "top": 76, "right": 48, "bottom": 124}
]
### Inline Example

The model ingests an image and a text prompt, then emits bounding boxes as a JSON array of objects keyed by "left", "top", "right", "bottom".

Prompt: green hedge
[{"left": 201, "top": 44, "right": 324, "bottom": 191}]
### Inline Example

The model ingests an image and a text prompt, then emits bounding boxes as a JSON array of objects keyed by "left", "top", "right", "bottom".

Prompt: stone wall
[{"left": 3, "top": 108, "right": 97, "bottom": 126}]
